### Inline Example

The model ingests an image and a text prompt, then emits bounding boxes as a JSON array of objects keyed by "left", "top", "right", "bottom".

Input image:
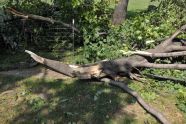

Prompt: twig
[{"left": 100, "top": 78, "right": 170, "bottom": 124}]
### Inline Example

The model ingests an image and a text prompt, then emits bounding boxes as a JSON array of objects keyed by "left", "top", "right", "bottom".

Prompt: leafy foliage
[
  {"left": 121, "top": 1, "right": 185, "bottom": 49},
  {"left": 83, "top": 0, "right": 186, "bottom": 62}
]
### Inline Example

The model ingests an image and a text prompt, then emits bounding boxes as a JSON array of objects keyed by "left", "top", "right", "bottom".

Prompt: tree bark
[{"left": 112, "top": 0, "right": 129, "bottom": 25}]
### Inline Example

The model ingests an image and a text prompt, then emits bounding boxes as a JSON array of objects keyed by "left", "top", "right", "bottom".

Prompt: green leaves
[{"left": 72, "top": 0, "right": 84, "bottom": 7}]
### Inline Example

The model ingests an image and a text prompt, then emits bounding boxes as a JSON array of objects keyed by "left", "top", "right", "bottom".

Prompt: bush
[{"left": 3, "top": 0, "right": 116, "bottom": 54}]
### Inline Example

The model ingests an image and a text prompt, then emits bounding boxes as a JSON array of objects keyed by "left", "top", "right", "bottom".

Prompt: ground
[{"left": 0, "top": 66, "right": 185, "bottom": 124}]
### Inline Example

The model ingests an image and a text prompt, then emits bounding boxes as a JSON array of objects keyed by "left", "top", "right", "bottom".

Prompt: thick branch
[
  {"left": 165, "top": 45, "right": 186, "bottom": 52},
  {"left": 25, "top": 50, "right": 75, "bottom": 77},
  {"left": 139, "top": 62, "right": 186, "bottom": 70},
  {"left": 133, "top": 51, "right": 186, "bottom": 58},
  {"left": 101, "top": 78, "right": 170, "bottom": 124},
  {"left": 6, "top": 7, "right": 79, "bottom": 32},
  {"left": 25, "top": 50, "right": 102, "bottom": 79}
]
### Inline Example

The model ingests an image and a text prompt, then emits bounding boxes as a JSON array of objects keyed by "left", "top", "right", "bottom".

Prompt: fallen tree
[
  {"left": 25, "top": 25, "right": 186, "bottom": 124},
  {"left": 25, "top": 24, "right": 186, "bottom": 80}
]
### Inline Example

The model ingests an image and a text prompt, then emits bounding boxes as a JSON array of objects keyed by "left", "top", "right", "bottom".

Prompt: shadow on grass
[
  {"left": 0, "top": 58, "right": 138, "bottom": 124},
  {"left": 0, "top": 75, "right": 24, "bottom": 93},
  {"left": 6, "top": 77, "right": 137, "bottom": 124}
]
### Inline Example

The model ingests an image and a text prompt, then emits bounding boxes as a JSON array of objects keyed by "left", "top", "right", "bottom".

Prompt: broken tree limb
[
  {"left": 139, "top": 63, "right": 186, "bottom": 70},
  {"left": 165, "top": 45, "right": 186, "bottom": 52},
  {"left": 6, "top": 7, "right": 79, "bottom": 32},
  {"left": 133, "top": 51, "right": 186, "bottom": 58},
  {"left": 25, "top": 50, "right": 75, "bottom": 77},
  {"left": 25, "top": 50, "right": 102, "bottom": 79},
  {"left": 100, "top": 78, "right": 170, "bottom": 124}
]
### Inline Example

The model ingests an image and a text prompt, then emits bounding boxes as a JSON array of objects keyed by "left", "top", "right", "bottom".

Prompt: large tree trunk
[{"left": 112, "top": 0, "right": 129, "bottom": 25}]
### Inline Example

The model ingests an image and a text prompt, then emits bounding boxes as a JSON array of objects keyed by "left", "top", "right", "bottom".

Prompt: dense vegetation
[
  {"left": 0, "top": 0, "right": 186, "bottom": 123},
  {"left": 0, "top": 0, "right": 185, "bottom": 61}
]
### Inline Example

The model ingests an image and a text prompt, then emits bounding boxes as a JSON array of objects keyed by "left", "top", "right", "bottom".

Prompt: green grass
[
  {"left": 128, "top": 0, "right": 159, "bottom": 11},
  {"left": 0, "top": 52, "right": 28, "bottom": 71},
  {"left": 0, "top": 74, "right": 185, "bottom": 124},
  {"left": 0, "top": 76, "right": 139, "bottom": 124}
]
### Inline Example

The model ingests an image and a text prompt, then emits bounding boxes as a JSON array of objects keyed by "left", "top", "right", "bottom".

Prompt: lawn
[
  {"left": 128, "top": 0, "right": 159, "bottom": 11},
  {"left": 0, "top": 75, "right": 185, "bottom": 124},
  {"left": 0, "top": 75, "right": 144, "bottom": 124}
]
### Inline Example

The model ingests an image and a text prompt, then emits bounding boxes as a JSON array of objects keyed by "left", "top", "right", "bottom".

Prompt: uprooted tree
[{"left": 6, "top": 6, "right": 186, "bottom": 124}]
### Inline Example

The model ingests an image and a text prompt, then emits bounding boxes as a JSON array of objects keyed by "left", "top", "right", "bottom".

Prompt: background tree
[{"left": 112, "top": 0, "right": 129, "bottom": 25}]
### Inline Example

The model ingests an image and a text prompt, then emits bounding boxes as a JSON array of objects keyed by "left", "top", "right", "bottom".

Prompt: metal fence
[{"left": 23, "top": 20, "right": 81, "bottom": 51}]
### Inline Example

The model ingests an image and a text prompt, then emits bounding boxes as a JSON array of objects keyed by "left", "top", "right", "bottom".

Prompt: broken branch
[
  {"left": 6, "top": 7, "right": 79, "bottom": 32},
  {"left": 165, "top": 45, "right": 186, "bottom": 52},
  {"left": 133, "top": 51, "right": 186, "bottom": 58},
  {"left": 139, "top": 62, "right": 186, "bottom": 70},
  {"left": 25, "top": 50, "right": 75, "bottom": 77}
]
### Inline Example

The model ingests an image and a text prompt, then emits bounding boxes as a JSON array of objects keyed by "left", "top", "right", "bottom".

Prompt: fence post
[{"left": 72, "top": 18, "right": 75, "bottom": 63}]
